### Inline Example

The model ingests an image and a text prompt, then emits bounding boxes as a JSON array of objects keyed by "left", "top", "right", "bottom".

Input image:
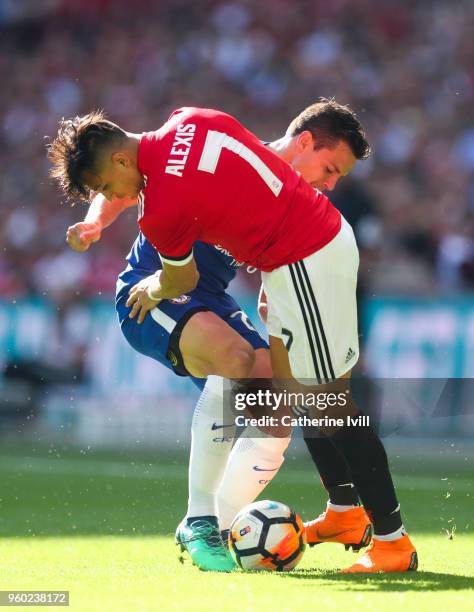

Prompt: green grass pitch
[{"left": 0, "top": 443, "right": 472, "bottom": 611}]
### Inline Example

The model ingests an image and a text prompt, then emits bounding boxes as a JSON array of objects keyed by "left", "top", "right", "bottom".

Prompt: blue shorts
[{"left": 116, "top": 288, "right": 268, "bottom": 390}]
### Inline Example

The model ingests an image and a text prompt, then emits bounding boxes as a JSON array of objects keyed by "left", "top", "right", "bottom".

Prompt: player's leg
[
  {"left": 216, "top": 348, "right": 292, "bottom": 531},
  {"left": 170, "top": 297, "right": 283, "bottom": 568},
  {"left": 267, "top": 335, "right": 370, "bottom": 550},
  {"left": 119, "top": 289, "right": 290, "bottom": 569},
  {"left": 179, "top": 311, "right": 256, "bottom": 379},
  {"left": 117, "top": 295, "right": 236, "bottom": 570},
  {"left": 218, "top": 333, "right": 364, "bottom": 538},
  {"left": 167, "top": 296, "right": 291, "bottom": 533},
  {"left": 302, "top": 429, "right": 370, "bottom": 551},
  {"left": 173, "top": 302, "right": 278, "bottom": 526},
  {"left": 186, "top": 375, "right": 236, "bottom": 519},
  {"left": 262, "top": 218, "right": 417, "bottom": 572},
  {"left": 269, "top": 335, "right": 362, "bottom": 510},
  {"left": 201, "top": 301, "right": 294, "bottom": 531},
  {"left": 177, "top": 374, "right": 236, "bottom": 572},
  {"left": 177, "top": 301, "right": 289, "bottom": 532},
  {"left": 217, "top": 335, "right": 359, "bottom": 534}
]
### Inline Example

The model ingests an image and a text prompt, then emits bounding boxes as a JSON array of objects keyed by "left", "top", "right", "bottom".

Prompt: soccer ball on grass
[{"left": 228, "top": 500, "right": 306, "bottom": 571}]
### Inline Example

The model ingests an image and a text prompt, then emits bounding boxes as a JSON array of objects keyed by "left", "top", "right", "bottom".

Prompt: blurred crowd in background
[{"left": 1, "top": 0, "right": 474, "bottom": 303}]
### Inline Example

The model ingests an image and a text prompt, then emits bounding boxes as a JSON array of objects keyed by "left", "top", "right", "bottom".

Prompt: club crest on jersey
[
  {"left": 165, "top": 123, "right": 196, "bottom": 177},
  {"left": 170, "top": 294, "right": 191, "bottom": 305}
]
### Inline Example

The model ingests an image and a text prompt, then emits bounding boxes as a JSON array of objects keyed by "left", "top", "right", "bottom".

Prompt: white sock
[
  {"left": 373, "top": 526, "right": 406, "bottom": 541},
  {"left": 327, "top": 502, "right": 359, "bottom": 512},
  {"left": 327, "top": 485, "right": 359, "bottom": 512},
  {"left": 186, "top": 376, "right": 236, "bottom": 518},
  {"left": 217, "top": 426, "right": 291, "bottom": 530}
]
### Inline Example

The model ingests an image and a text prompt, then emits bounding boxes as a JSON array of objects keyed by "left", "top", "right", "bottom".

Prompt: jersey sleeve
[{"left": 139, "top": 211, "right": 197, "bottom": 266}]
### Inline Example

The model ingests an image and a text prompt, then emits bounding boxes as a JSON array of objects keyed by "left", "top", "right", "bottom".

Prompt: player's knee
[
  {"left": 219, "top": 341, "right": 255, "bottom": 379},
  {"left": 249, "top": 349, "right": 273, "bottom": 378}
]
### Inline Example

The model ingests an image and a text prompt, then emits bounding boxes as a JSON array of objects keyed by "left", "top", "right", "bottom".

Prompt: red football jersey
[{"left": 137, "top": 107, "right": 341, "bottom": 272}]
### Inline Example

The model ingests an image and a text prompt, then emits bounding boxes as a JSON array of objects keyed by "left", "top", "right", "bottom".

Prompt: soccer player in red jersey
[
  {"left": 49, "top": 103, "right": 417, "bottom": 573},
  {"left": 63, "top": 101, "right": 375, "bottom": 572}
]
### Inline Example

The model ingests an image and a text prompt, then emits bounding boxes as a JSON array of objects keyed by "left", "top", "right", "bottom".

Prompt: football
[{"left": 228, "top": 500, "right": 306, "bottom": 571}]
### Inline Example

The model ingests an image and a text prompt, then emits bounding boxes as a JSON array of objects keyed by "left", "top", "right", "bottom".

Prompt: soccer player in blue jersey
[
  {"left": 62, "top": 100, "right": 415, "bottom": 574},
  {"left": 65, "top": 100, "right": 366, "bottom": 572}
]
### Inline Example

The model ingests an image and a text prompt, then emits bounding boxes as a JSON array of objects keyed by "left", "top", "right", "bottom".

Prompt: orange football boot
[
  {"left": 341, "top": 533, "right": 418, "bottom": 573},
  {"left": 304, "top": 506, "right": 372, "bottom": 551}
]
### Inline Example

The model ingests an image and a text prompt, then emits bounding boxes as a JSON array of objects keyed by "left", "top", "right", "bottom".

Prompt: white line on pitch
[{"left": 0, "top": 455, "right": 471, "bottom": 493}]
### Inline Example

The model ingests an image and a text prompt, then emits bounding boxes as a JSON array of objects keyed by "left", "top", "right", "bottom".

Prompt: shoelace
[{"left": 183, "top": 519, "right": 225, "bottom": 551}]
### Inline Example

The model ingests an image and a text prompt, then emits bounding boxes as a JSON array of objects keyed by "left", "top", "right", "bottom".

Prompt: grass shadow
[{"left": 278, "top": 568, "right": 474, "bottom": 592}]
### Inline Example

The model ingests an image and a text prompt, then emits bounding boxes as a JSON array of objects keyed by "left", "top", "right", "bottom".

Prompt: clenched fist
[{"left": 66, "top": 222, "right": 102, "bottom": 252}]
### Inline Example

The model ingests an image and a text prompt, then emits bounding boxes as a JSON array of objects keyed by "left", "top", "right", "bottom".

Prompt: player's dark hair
[
  {"left": 47, "top": 110, "right": 127, "bottom": 201},
  {"left": 287, "top": 98, "right": 371, "bottom": 160}
]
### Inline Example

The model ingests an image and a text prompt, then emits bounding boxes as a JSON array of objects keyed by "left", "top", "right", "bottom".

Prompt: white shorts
[{"left": 262, "top": 216, "right": 359, "bottom": 381}]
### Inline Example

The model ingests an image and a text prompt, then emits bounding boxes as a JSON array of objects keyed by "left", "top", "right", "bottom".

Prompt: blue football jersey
[{"left": 116, "top": 232, "right": 244, "bottom": 301}]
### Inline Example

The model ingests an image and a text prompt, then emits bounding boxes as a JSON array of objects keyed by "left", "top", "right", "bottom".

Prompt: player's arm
[
  {"left": 127, "top": 210, "right": 200, "bottom": 322},
  {"left": 66, "top": 193, "right": 137, "bottom": 252},
  {"left": 126, "top": 255, "right": 200, "bottom": 324}
]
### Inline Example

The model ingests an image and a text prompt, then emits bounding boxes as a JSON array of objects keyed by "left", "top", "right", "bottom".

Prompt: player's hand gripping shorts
[
  {"left": 116, "top": 287, "right": 268, "bottom": 389},
  {"left": 262, "top": 216, "right": 359, "bottom": 382}
]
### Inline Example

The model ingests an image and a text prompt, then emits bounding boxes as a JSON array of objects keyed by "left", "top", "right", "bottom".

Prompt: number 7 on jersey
[{"left": 198, "top": 130, "right": 283, "bottom": 196}]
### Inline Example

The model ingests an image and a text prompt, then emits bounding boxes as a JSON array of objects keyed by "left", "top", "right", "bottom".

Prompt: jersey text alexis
[{"left": 165, "top": 123, "right": 196, "bottom": 177}]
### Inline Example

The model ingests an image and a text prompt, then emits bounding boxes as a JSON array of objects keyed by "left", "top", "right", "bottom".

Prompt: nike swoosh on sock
[
  {"left": 211, "top": 423, "right": 234, "bottom": 430},
  {"left": 252, "top": 466, "right": 278, "bottom": 472}
]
